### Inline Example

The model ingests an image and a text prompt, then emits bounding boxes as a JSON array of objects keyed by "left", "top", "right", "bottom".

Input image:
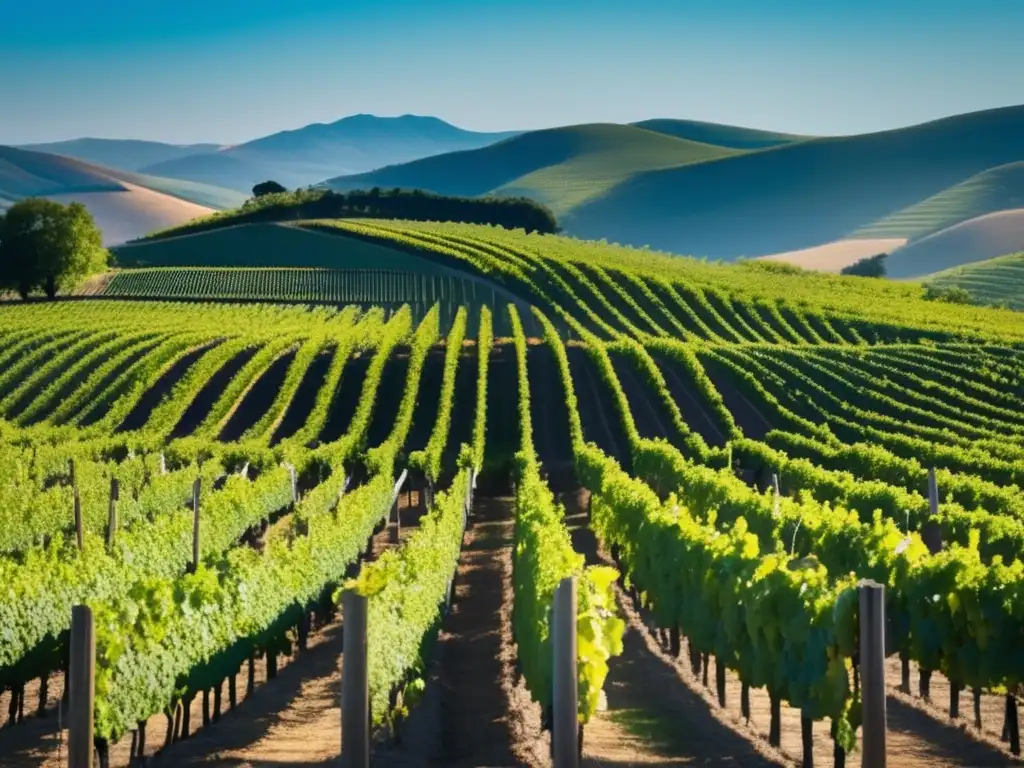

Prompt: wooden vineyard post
[
  {"left": 772, "top": 472, "right": 781, "bottom": 516},
  {"left": 106, "top": 477, "right": 119, "bottom": 552},
  {"left": 159, "top": 452, "right": 167, "bottom": 475},
  {"left": 859, "top": 580, "right": 887, "bottom": 767},
  {"left": 69, "top": 605, "right": 95, "bottom": 768},
  {"left": 922, "top": 467, "right": 944, "bottom": 555},
  {"left": 553, "top": 576, "right": 579, "bottom": 768},
  {"left": 391, "top": 491, "right": 401, "bottom": 544},
  {"left": 341, "top": 589, "right": 369, "bottom": 768},
  {"left": 190, "top": 478, "right": 201, "bottom": 574},
  {"left": 70, "top": 459, "right": 84, "bottom": 551}
]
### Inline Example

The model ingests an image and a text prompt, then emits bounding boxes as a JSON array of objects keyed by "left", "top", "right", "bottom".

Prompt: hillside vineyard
[{"left": 2, "top": 221, "right": 1024, "bottom": 766}]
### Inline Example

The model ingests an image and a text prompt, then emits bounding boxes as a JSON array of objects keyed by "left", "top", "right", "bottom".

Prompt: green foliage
[
  {"left": 472, "top": 306, "right": 494, "bottom": 471},
  {"left": 408, "top": 307, "right": 468, "bottom": 481},
  {"left": 252, "top": 180, "right": 288, "bottom": 198},
  {"left": 923, "top": 284, "right": 974, "bottom": 304},
  {"left": 0, "top": 198, "right": 108, "bottom": 298},
  {"left": 923, "top": 251, "right": 1024, "bottom": 311},
  {"left": 840, "top": 253, "right": 888, "bottom": 278},
  {"left": 5, "top": 211, "right": 1024, "bottom": 758},
  {"left": 138, "top": 186, "right": 559, "bottom": 243},
  {"left": 346, "top": 469, "right": 471, "bottom": 727},
  {"left": 508, "top": 304, "right": 625, "bottom": 723}
]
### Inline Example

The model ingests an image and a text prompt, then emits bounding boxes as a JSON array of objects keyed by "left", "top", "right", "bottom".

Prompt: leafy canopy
[
  {"left": 0, "top": 198, "right": 108, "bottom": 298},
  {"left": 252, "top": 180, "right": 287, "bottom": 198},
  {"left": 840, "top": 253, "right": 887, "bottom": 278}
]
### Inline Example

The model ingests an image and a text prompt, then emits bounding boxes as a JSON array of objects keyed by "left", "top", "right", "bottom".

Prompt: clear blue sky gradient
[{"left": 3, "top": 0, "right": 1022, "bottom": 144}]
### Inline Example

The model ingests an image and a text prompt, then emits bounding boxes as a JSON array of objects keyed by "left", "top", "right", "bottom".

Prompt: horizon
[
  {"left": 11, "top": 103, "right": 1024, "bottom": 150},
  {"left": 4, "top": 0, "right": 1024, "bottom": 146}
]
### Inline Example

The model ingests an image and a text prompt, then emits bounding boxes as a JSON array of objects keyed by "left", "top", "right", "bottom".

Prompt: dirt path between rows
[
  {"left": 560, "top": 491, "right": 788, "bottom": 768},
  {"left": 374, "top": 495, "right": 548, "bottom": 768},
  {"left": 423, "top": 496, "right": 525, "bottom": 766}
]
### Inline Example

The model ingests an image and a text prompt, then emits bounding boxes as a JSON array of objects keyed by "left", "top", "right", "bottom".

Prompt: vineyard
[{"left": 2, "top": 219, "right": 1024, "bottom": 767}]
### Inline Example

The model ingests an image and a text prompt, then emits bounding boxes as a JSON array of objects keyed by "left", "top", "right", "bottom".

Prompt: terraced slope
[
  {"left": 925, "top": 251, "right": 1024, "bottom": 309},
  {"left": 853, "top": 161, "right": 1024, "bottom": 240}
]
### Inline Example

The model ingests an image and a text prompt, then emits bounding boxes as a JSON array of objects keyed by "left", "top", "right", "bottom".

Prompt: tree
[
  {"left": 252, "top": 180, "right": 287, "bottom": 198},
  {"left": 0, "top": 198, "right": 108, "bottom": 299},
  {"left": 841, "top": 253, "right": 888, "bottom": 278}
]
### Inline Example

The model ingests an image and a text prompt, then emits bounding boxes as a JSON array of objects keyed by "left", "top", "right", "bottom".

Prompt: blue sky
[{"left": 3, "top": 0, "right": 1022, "bottom": 145}]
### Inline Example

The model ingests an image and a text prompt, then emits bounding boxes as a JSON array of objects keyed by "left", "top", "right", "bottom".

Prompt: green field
[
  {"left": 632, "top": 117, "right": 810, "bottom": 149},
  {"left": 925, "top": 251, "right": 1024, "bottom": 309},
  {"left": 3, "top": 219, "right": 1024, "bottom": 766},
  {"left": 115, "top": 221, "right": 448, "bottom": 269}
]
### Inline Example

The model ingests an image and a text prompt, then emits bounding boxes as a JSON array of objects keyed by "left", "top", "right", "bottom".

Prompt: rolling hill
[
  {"left": 566, "top": 105, "right": 1024, "bottom": 259},
  {"left": 322, "top": 105, "right": 1024, "bottom": 265},
  {"left": 137, "top": 114, "right": 521, "bottom": 193},
  {"left": 15, "top": 138, "right": 223, "bottom": 172},
  {"left": 0, "top": 146, "right": 244, "bottom": 245},
  {"left": 631, "top": 118, "right": 809, "bottom": 149},
  {"left": 884, "top": 208, "right": 1024, "bottom": 278},
  {"left": 852, "top": 161, "right": 1024, "bottom": 241},
  {"left": 924, "top": 250, "right": 1024, "bottom": 309},
  {"left": 324, "top": 123, "right": 738, "bottom": 216}
]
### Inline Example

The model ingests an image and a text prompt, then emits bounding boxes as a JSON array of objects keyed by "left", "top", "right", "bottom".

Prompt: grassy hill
[
  {"left": 114, "top": 221, "right": 448, "bottom": 269},
  {"left": 107, "top": 222, "right": 533, "bottom": 334},
  {"left": 925, "top": 251, "right": 1024, "bottom": 309},
  {"left": 631, "top": 118, "right": 809, "bottom": 149},
  {"left": 138, "top": 114, "right": 521, "bottom": 193},
  {"left": 885, "top": 209, "right": 1024, "bottom": 278},
  {"left": 853, "top": 161, "right": 1024, "bottom": 240},
  {"left": 566, "top": 105, "right": 1024, "bottom": 259},
  {"left": 324, "top": 123, "right": 737, "bottom": 216},
  {"left": 15, "top": 138, "right": 222, "bottom": 172},
  {"left": 0, "top": 145, "right": 244, "bottom": 244},
  {"left": 320, "top": 105, "right": 1024, "bottom": 264}
]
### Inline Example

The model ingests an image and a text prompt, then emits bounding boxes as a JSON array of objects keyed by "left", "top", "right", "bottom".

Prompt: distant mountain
[
  {"left": 137, "top": 114, "right": 522, "bottom": 193},
  {"left": 631, "top": 119, "right": 809, "bottom": 149},
  {"left": 16, "top": 138, "right": 222, "bottom": 172},
  {"left": 324, "top": 123, "right": 737, "bottom": 216},
  {"left": 0, "top": 145, "right": 244, "bottom": 245}
]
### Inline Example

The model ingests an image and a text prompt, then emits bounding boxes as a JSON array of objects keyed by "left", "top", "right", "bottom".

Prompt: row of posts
[
  {"left": 66, "top": 580, "right": 888, "bottom": 767},
  {"left": 68, "top": 466, "right": 889, "bottom": 767}
]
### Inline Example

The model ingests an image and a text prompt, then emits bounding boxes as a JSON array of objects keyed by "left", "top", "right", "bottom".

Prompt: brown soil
[
  {"left": 148, "top": 621, "right": 344, "bottom": 767},
  {"left": 884, "top": 656, "right": 1022, "bottom": 763},
  {"left": 420, "top": 496, "right": 521, "bottom": 766},
  {"left": 375, "top": 495, "right": 546, "bottom": 768}
]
